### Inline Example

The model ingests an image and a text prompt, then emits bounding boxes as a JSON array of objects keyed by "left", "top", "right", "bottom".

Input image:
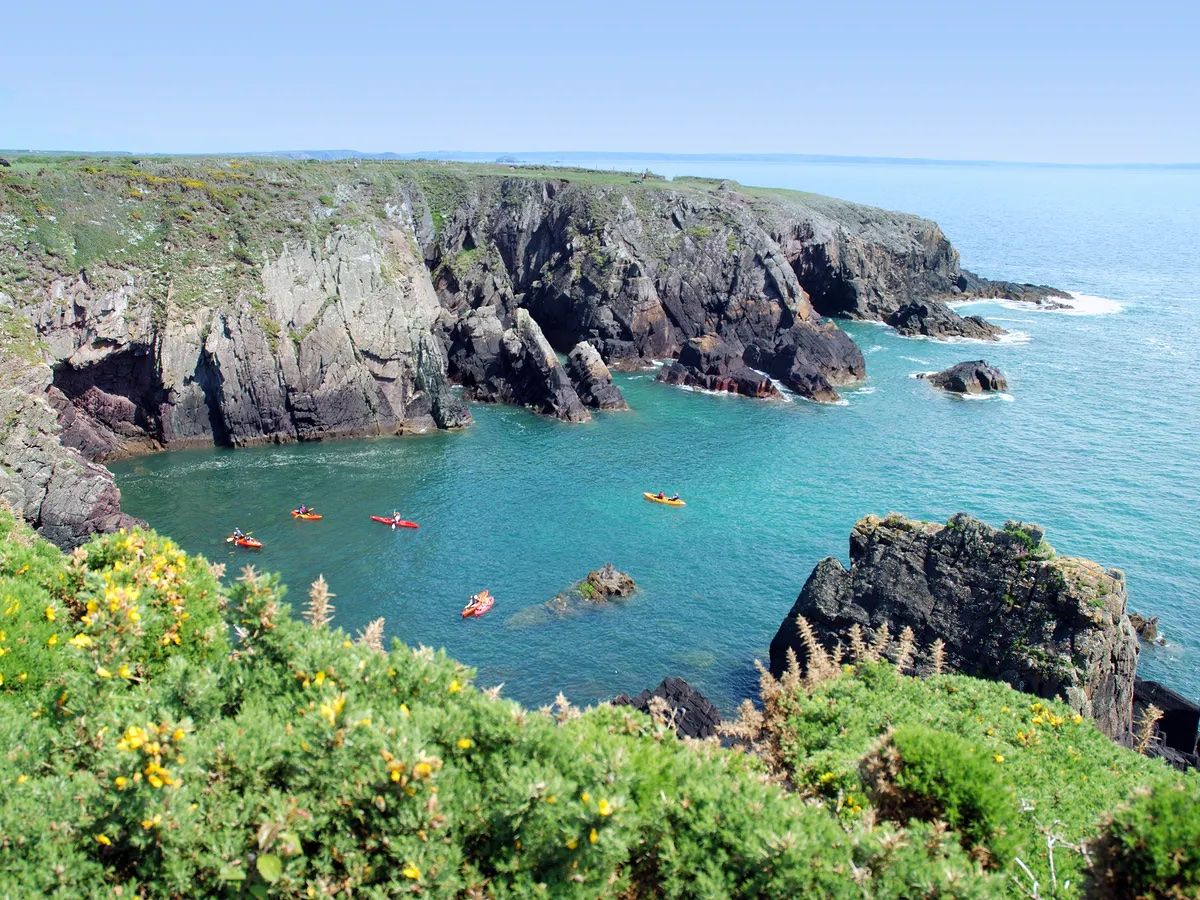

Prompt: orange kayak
[
  {"left": 291, "top": 511, "right": 323, "bottom": 520},
  {"left": 231, "top": 536, "right": 262, "bottom": 549}
]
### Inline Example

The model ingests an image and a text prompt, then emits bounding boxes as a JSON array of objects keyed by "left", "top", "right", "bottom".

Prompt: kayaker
[
  {"left": 657, "top": 491, "right": 666, "bottom": 499},
  {"left": 296, "top": 504, "right": 310, "bottom": 515},
  {"left": 232, "top": 527, "right": 245, "bottom": 539},
  {"left": 669, "top": 493, "right": 680, "bottom": 502}
]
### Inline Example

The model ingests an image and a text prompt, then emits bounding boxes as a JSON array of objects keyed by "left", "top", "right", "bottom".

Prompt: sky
[{"left": 1, "top": 0, "right": 1197, "bottom": 164}]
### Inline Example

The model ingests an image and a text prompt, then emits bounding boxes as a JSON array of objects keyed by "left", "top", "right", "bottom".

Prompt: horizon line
[{"left": 3, "top": 148, "right": 1199, "bottom": 170}]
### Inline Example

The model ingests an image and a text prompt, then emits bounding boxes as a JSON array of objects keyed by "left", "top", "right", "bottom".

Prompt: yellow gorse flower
[
  {"left": 44, "top": 605, "right": 56, "bottom": 622},
  {"left": 597, "top": 799, "right": 613, "bottom": 817},
  {"left": 448, "top": 679, "right": 462, "bottom": 694},
  {"left": 402, "top": 863, "right": 420, "bottom": 880},
  {"left": 67, "top": 633, "right": 94, "bottom": 648},
  {"left": 456, "top": 737, "right": 473, "bottom": 750}
]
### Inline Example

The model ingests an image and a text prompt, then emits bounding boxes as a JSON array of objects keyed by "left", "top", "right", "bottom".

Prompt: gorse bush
[
  {"left": 0, "top": 513, "right": 1196, "bottom": 897},
  {"left": 1092, "top": 782, "right": 1200, "bottom": 898},
  {"left": 862, "top": 725, "right": 1020, "bottom": 868}
]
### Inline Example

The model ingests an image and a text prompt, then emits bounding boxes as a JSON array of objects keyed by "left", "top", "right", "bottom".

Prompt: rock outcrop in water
[
  {"left": 583, "top": 563, "right": 637, "bottom": 599},
  {"left": 919, "top": 360, "right": 1009, "bottom": 394},
  {"left": 886, "top": 300, "right": 1006, "bottom": 341},
  {"left": 565, "top": 341, "right": 627, "bottom": 410},
  {"left": 768, "top": 513, "right": 1138, "bottom": 740},
  {"left": 657, "top": 334, "right": 781, "bottom": 399},
  {"left": 612, "top": 676, "right": 721, "bottom": 739}
]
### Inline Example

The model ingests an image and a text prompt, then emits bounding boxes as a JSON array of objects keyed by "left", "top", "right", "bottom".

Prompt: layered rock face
[
  {"left": 566, "top": 342, "right": 627, "bottom": 410},
  {"left": 420, "top": 177, "right": 868, "bottom": 403},
  {"left": 39, "top": 228, "right": 468, "bottom": 463},
  {"left": 919, "top": 360, "right": 1009, "bottom": 394},
  {"left": 658, "top": 334, "right": 781, "bottom": 399},
  {"left": 769, "top": 514, "right": 1138, "bottom": 739},
  {"left": 0, "top": 302, "right": 138, "bottom": 547},
  {"left": 444, "top": 307, "right": 589, "bottom": 421}
]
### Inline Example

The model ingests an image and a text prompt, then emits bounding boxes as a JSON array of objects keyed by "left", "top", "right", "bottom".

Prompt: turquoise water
[{"left": 110, "top": 157, "right": 1200, "bottom": 710}]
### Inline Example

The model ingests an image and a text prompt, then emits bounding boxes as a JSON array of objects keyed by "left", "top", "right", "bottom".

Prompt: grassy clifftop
[{"left": 0, "top": 510, "right": 1195, "bottom": 896}]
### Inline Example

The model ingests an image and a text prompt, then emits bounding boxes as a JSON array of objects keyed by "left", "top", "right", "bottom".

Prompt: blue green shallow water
[{"left": 110, "top": 158, "right": 1200, "bottom": 711}]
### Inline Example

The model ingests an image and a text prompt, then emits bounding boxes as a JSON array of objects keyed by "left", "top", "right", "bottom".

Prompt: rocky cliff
[
  {"left": 0, "top": 157, "right": 1061, "bottom": 544},
  {"left": 769, "top": 513, "right": 1138, "bottom": 739}
]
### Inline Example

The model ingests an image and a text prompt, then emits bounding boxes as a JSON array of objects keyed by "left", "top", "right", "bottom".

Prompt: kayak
[
  {"left": 231, "top": 536, "right": 263, "bottom": 549},
  {"left": 291, "top": 511, "right": 323, "bottom": 521},
  {"left": 370, "top": 515, "right": 419, "bottom": 529},
  {"left": 462, "top": 590, "right": 494, "bottom": 618},
  {"left": 643, "top": 492, "right": 686, "bottom": 507}
]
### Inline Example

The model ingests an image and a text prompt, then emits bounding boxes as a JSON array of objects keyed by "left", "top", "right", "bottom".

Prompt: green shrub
[
  {"left": 863, "top": 725, "right": 1020, "bottom": 868},
  {"left": 1092, "top": 782, "right": 1200, "bottom": 898}
]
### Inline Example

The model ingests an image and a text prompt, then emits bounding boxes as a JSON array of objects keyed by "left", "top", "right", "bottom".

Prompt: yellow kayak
[{"left": 644, "top": 492, "right": 686, "bottom": 507}]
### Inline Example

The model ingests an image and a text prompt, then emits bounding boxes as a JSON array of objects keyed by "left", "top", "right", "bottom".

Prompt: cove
[{"left": 112, "top": 304, "right": 1199, "bottom": 711}]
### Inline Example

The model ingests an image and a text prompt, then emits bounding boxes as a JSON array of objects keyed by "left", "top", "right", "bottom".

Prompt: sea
[{"left": 109, "top": 153, "right": 1200, "bottom": 711}]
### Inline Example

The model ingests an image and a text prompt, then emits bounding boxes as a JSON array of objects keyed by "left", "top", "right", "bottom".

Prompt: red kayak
[
  {"left": 229, "top": 535, "right": 263, "bottom": 549},
  {"left": 462, "top": 590, "right": 494, "bottom": 618},
  {"left": 370, "top": 515, "right": 419, "bottom": 529}
]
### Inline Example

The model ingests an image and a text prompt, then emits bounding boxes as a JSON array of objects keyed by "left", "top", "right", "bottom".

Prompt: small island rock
[
  {"left": 919, "top": 360, "right": 1008, "bottom": 394},
  {"left": 584, "top": 563, "right": 637, "bottom": 600}
]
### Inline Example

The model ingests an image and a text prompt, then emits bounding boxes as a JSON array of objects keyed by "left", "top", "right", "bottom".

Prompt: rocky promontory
[
  {"left": 919, "top": 360, "right": 1009, "bottom": 394},
  {"left": 769, "top": 513, "right": 1138, "bottom": 739}
]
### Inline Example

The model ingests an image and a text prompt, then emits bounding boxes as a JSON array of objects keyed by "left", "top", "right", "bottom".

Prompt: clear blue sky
[{"left": 2, "top": 0, "right": 1196, "bottom": 163}]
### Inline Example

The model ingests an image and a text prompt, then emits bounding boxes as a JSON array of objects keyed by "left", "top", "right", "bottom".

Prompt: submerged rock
[
  {"left": 919, "top": 360, "right": 1008, "bottom": 394},
  {"left": 612, "top": 676, "right": 721, "bottom": 739},
  {"left": 768, "top": 513, "right": 1138, "bottom": 740},
  {"left": 886, "top": 300, "right": 1006, "bottom": 341},
  {"left": 583, "top": 563, "right": 637, "bottom": 600},
  {"left": 566, "top": 342, "right": 627, "bottom": 410}
]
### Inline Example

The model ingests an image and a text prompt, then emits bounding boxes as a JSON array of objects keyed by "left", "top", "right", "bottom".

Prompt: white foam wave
[
  {"left": 902, "top": 330, "right": 1030, "bottom": 346},
  {"left": 950, "top": 291, "right": 1123, "bottom": 317},
  {"left": 1058, "top": 292, "right": 1125, "bottom": 316},
  {"left": 901, "top": 356, "right": 931, "bottom": 365},
  {"left": 852, "top": 386, "right": 877, "bottom": 395},
  {"left": 866, "top": 344, "right": 885, "bottom": 353},
  {"left": 958, "top": 391, "right": 1015, "bottom": 402}
]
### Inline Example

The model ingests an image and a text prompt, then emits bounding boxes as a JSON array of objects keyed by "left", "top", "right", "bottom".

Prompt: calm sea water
[{"left": 110, "top": 156, "right": 1200, "bottom": 711}]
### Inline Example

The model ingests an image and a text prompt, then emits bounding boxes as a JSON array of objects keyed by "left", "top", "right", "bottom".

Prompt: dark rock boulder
[
  {"left": 918, "top": 360, "right": 1008, "bottom": 394},
  {"left": 657, "top": 334, "right": 781, "bottom": 400},
  {"left": 1135, "top": 678, "right": 1200, "bottom": 758},
  {"left": 583, "top": 563, "right": 636, "bottom": 600},
  {"left": 886, "top": 300, "right": 1006, "bottom": 341},
  {"left": 566, "top": 342, "right": 627, "bottom": 410},
  {"left": 612, "top": 676, "right": 721, "bottom": 739},
  {"left": 768, "top": 513, "right": 1138, "bottom": 740}
]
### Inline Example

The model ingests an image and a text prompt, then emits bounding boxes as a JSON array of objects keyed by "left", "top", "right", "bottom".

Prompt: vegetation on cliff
[{"left": 0, "top": 511, "right": 1196, "bottom": 896}]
